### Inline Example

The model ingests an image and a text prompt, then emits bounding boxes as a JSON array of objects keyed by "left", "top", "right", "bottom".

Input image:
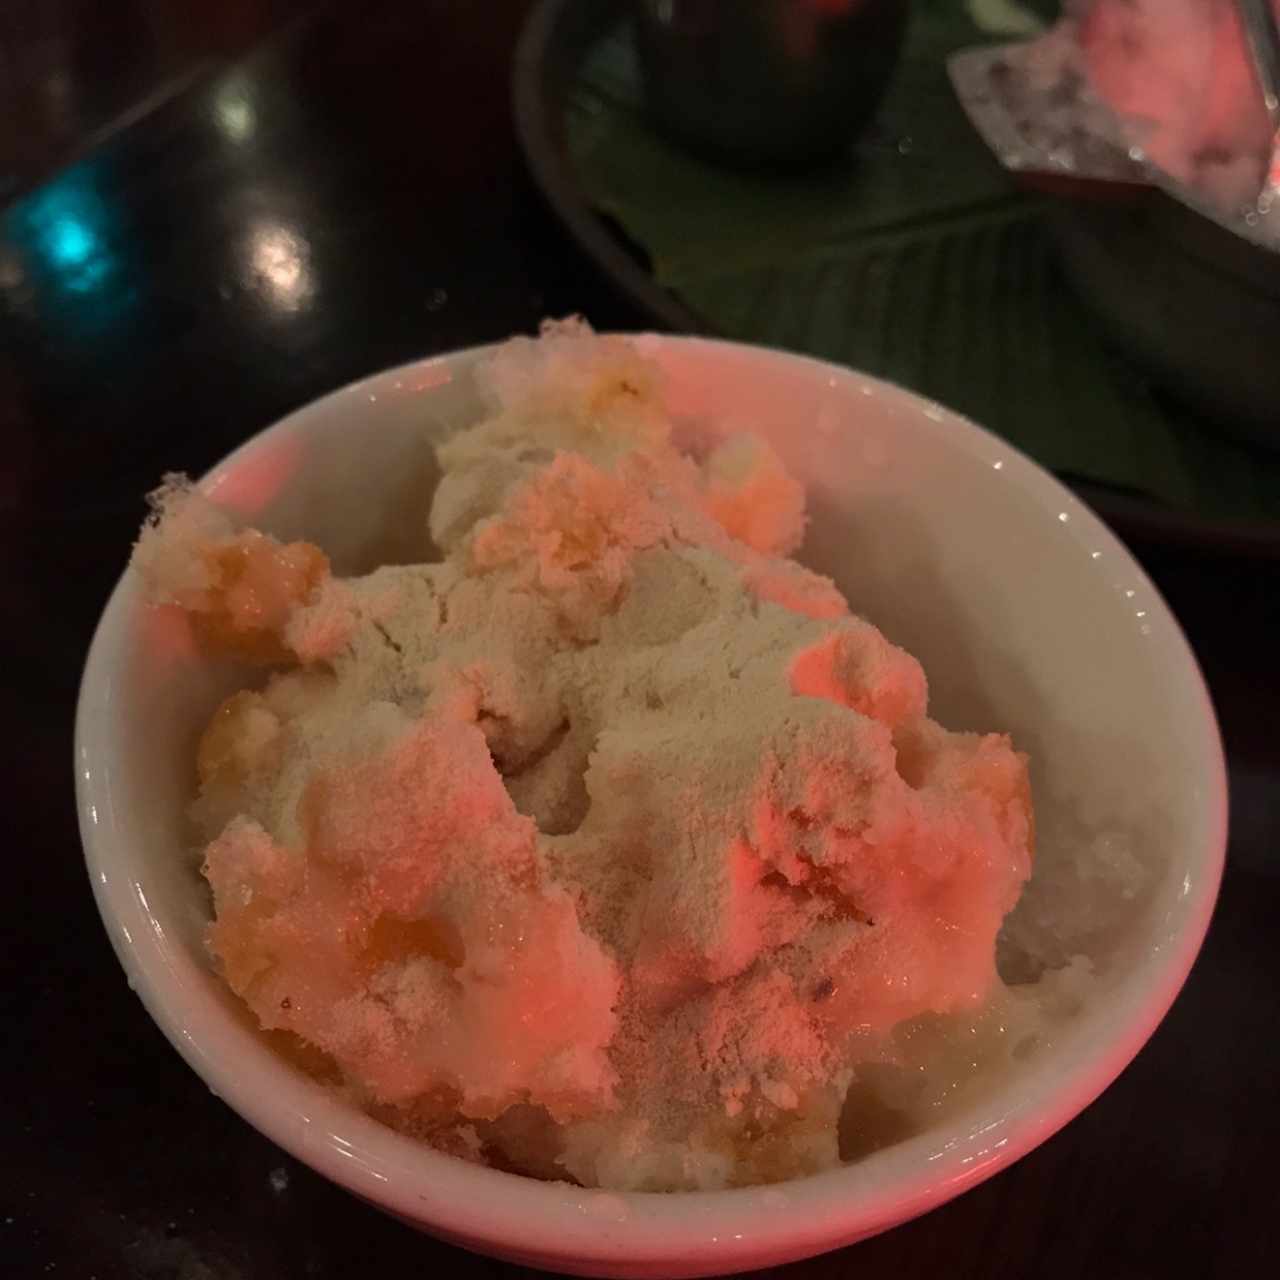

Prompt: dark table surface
[{"left": 2, "top": 2, "right": 1277, "bottom": 1277}]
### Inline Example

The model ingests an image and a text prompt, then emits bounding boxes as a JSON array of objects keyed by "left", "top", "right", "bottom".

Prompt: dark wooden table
[{"left": 2, "top": 2, "right": 1277, "bottom": 1276}]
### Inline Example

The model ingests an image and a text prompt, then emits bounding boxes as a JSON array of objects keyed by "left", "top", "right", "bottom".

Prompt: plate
[{"left": 513, "top": 0, "right": 1280, "bottom": 557}]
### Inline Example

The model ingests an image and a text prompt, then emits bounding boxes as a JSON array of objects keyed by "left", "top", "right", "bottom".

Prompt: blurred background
[{"left": 1, "top": 2, "right": 1276, "bottom": 1277}]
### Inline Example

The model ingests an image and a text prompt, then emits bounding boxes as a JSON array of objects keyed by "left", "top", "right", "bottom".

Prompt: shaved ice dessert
[
  {"left": 1027, "top": 0, "right": 1280, "bottom": 217},
  {"left": 129, "top": 321, "right": 1109, "bottom": 1191},
  {"left": 1082, "top": 0, "right": 1279, "bottom": 211}
]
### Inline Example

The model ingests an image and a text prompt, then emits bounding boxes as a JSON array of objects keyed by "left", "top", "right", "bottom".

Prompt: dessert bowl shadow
[{"left": 76, "top": 335, "right": 1226, "bottom": 1278}]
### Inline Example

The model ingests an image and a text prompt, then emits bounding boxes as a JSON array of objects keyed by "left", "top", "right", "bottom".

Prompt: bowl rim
[{"left": 76, "top": 334, "right": 1229, "bottom": 1275}]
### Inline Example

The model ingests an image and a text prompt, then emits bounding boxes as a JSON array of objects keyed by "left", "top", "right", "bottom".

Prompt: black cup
[{"left": 635, "top": 0, "right": 911, "bottom": 169}]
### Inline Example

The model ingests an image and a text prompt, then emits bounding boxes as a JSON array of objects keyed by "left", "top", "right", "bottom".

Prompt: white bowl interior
[{"left": 77, "top": 336, "right": 1226, "bottom": 1278}]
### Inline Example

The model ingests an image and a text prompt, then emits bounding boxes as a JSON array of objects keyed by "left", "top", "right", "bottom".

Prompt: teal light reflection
[{"left": 17, "top": 169, "right": 115, "bottom": 294}]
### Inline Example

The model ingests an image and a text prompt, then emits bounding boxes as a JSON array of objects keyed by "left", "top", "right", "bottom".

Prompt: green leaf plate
[{"left": 513, "top": 0, "right": 1280, "bottom": 555}]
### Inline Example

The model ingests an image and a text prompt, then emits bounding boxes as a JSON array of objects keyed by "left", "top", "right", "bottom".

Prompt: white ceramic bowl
[{"left": 76, "top": 336, "right": 1227, "bottom": 1278}]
